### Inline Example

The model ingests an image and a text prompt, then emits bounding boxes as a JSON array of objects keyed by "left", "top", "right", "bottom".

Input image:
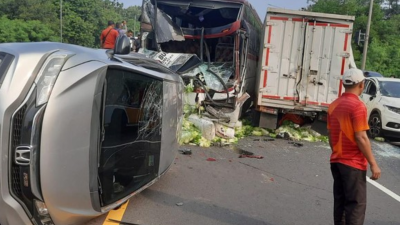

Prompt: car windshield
[{"left": 379, "top": 81, "right": 400, "bottom": 98}]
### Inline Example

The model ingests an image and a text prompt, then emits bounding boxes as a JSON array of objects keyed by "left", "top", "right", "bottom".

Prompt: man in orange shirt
[
  {"left": 328, "top": 68, "right": 381, "bottom": 225},
  {"left": 100, "top": 21, "right": 119, "bottom": 49}
]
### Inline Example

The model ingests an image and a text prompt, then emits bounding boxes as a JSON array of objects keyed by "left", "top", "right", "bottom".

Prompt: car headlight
[
  {"left": 34, "top": 51, "right": 74, "bottom": 106},
  {"left": 384, "top": 105, "right": 400, "bottom": 114}
]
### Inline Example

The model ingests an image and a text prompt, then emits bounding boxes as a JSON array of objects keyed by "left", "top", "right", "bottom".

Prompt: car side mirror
[{"left": 114, "top": 35, "right": 131, "bottom": 55}]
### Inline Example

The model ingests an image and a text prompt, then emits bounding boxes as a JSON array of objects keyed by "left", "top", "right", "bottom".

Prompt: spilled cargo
[{"left": 139, "top": 0, "right": 263, "bottom": 128}]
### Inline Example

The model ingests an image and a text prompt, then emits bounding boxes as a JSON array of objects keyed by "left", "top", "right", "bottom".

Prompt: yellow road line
[{"left": 102, "top": 200, "right": 130, "bottom": 225}]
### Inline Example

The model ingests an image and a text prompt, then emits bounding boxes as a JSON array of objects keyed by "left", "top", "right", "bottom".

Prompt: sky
[{"left": 118, "top": 0, "right": 310, "bottom": 19}]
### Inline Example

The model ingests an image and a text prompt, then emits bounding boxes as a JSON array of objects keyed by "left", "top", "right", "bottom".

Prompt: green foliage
[
  {"left": 0, "top": 16, "right": 58, "bottom": 42},
  {"left": 308, "top": 0, "right": 400, "bottom": 76},
  {"left": 0, "top": 0, "right": 141, "bottom": 47}
]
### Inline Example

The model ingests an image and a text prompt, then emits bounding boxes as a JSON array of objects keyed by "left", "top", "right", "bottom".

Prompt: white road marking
[{"left": 367, "top": 177, "right": 400, "bottom": 203}]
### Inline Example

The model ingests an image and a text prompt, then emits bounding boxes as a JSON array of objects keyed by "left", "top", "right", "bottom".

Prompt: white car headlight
[
  {"left": 384, "top": 105, "right": 400, "bottom": 114},
  {"left": 35, "top": 51, "right": 74, "bottom": 106}
]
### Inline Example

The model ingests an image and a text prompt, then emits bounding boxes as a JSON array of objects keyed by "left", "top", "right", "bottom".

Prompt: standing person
[
  {"left": 126, "top": 30, "right": 134, "bottom": 38},
  {"left": 100, "top": 21, "right": 119, "bottom": 49},
  {"left": 328, "top": 68, "right": 381, "bottom": 225},
  {"left": 127, "top": 30, "right": 134, "bottom": 51},
  {"left": 120, "top": 20, "right": 128, "bottom": 36},
  {"left": 133, "top": 33, "right": 141, "bottom": 52}
]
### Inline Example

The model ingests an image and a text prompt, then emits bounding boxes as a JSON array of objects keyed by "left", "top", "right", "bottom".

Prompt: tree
[{"left": 308, "top": 0, "right": 400, "bottom": 76}]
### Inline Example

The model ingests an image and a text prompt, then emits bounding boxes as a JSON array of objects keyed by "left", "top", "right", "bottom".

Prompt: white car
[{"left": 361, "top": 77, "right": 400, "bottom": 141}]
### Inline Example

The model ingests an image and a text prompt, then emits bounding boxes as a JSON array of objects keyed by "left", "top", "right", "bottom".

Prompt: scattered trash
[
  {"left": 276, "top": 132, "right": 290, "bottom": 139},
  {"left": 374, "top": 137, "right": 385, "bottom": 142},
  {"left": 206, "top": 157, "right": 217, "bottom": 161},
  {"left": 176, "top": 202, "right": 184, "bottom": 206},
  {"left": 238, "top": 154, "right": 264, "bottom": 159},
  {"left": 215, "top": 123, "right": 235, "bottom": 139},
  {"left": 270, "top": 178, "right": 275, "bottom": 182},
  {"left": 178, "top": 149, "right": 192, "bottom": 155}
]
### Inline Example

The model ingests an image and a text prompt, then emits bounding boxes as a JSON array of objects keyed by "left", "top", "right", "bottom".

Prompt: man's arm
[{"left": 354, "top": 130, "right": 381, "bottom": 180}]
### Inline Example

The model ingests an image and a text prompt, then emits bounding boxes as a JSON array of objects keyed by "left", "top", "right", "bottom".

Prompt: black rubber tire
[{"left": 368, "top": 112, "right": 383, "bottom": 138}]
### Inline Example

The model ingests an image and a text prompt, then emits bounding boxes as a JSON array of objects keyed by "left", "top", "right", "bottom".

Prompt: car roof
[
  {"left": 367, "top": 77, "right": 400, "bottom": 82},
  {"left": 363, "top": 71, "right": 383, "bottom": 77}
]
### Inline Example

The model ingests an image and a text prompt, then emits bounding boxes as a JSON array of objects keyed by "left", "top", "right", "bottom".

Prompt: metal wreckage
[
  {"left": 138, "top": 0, "right": 328, "bottom": 146},
  {"left": 137, "top": 0, "right": 258, "bottom": 143}
]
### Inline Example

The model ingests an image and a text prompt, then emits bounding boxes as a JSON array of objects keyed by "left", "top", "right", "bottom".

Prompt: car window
[
  {"left": 366, "top": 82, "right": 377, "bottom": 95},
  {"left": 380, "top": 81, "right": 400, "bottom": 98},
  {"left": 99, "top": 69, "right": 163, "bottom": 206},
  {"left": 0, "top": 52, "right": 15, "bottom": 88},
  {"left": 363, "top": 80, "right": 371, "bottom": 94}
]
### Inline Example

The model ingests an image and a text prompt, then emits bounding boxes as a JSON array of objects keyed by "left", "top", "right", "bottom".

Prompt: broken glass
[
  {"left": 143, "top": 0, "right": 185, "bottom": 43},
  {"left": 183, "top": 63, "right": 234, "bottom": 92},
  {"left": 99, "top": 69, "right": 162, "bottom": 206}
]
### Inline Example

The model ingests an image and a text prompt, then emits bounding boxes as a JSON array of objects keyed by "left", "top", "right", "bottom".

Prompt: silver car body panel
[{"left": 0, "top": 42, "right": 181, "bottom": 225}]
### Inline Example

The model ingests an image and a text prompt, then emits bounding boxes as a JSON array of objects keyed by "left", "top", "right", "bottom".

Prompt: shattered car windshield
[{"left": 380, "top": 81, "right": 400, "bottom": 98}]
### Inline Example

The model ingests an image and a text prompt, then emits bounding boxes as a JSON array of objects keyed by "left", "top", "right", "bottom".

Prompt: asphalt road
[{"left": 88, "top": 138, "right": 400, "bottom": 225}]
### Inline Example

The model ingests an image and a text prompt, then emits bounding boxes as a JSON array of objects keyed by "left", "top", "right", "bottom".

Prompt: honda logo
[{"left": 15, "top": 146, "right": 31, "bottom": 166}]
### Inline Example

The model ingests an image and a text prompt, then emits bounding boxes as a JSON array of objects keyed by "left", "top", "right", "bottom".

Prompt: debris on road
[
  {"left": 179, "top": 115, "right": 328, "bottom": 148},
  {"left": 176, "top": 202, "right": 184, "bottom": 206},
  {"left": 206, "top": 157, "right": 217, "bottom": 162},
  {"left": 288, "top": 141, "right": 304, "bottom": 147},
  {"left": 178, "top": 149, "right": 192, "bottom": 155},
  {"left": 238, "top": 154, "right": 264, "bottom": 159},
  {"left": 374, "top": 137, "right": 385, "bottom": 142}
]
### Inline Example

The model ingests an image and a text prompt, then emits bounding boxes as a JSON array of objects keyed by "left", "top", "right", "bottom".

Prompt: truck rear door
[
  {"left": 300, "top": 21, "right": 352, "bottom": 108},
  {"left": 258, "top": 9, "right": 354, "bottom": 110}
]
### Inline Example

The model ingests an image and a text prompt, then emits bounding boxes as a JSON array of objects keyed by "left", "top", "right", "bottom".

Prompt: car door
[{"left": 361, "top": 79, "right": 379, "bottom": 116}]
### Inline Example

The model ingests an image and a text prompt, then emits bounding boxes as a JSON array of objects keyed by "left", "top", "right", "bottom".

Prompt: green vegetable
[
  {"left": 185, "top": 79, "right": 194, "bottom": 93},
  {"left": 374, "top": 137, "right": 385, "bottom": 142},
  {"left": 252, "top": 130, "right": 263, "bottom": 136}
]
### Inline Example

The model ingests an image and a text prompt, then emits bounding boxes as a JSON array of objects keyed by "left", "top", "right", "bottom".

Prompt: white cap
[{"left": 342, "top": 68, "right": 365, "bottom": 85}]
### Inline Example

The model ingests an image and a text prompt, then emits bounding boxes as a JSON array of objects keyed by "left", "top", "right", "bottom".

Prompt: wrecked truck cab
[
  {"left": 140, "top": 0, "right": 262, "bottom": 126},
  {"left": 0, "top": 42, "right": 182, "bottom": 225}
]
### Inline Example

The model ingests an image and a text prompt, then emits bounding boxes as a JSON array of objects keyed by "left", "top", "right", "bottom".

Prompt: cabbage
[
  {"left": 198, "top": 137, "right": 211, "bottom": 147},
  {"left": 252, "top": 130, "right": 263, "bottom": 136}
]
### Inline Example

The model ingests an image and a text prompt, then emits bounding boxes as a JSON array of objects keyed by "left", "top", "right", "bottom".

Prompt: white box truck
[{"left": 255, "top": 8, "right": 356, "bottom": 133}]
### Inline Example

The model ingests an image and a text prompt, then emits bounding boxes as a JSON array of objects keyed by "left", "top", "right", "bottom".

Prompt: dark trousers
[{"left": 331, "top": 163, "right": 367, "bottom": 225}]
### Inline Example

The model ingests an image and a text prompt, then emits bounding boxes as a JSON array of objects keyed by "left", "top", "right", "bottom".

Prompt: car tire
[{"left": 368, "top": 112, "right": 383, "bottom": 138}]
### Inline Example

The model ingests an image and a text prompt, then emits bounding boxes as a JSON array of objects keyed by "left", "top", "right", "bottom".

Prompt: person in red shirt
[
  {"left": 328, "top": 68, "right": 381, "bottom": 225},
  {"left": 100, "top": 21, "right": 119, "bottom": 49}
]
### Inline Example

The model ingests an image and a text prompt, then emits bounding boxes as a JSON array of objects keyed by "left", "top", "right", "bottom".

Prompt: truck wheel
[{"left": 368, "top": 113, "right": 382, "bottom": 138}]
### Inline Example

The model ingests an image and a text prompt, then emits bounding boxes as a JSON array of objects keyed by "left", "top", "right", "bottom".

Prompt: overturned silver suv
[{"left": 0, "top": 39, "right": 182, "bottom": 225}]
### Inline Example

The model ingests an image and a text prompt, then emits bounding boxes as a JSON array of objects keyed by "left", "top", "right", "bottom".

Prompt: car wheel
[{"left": 368, "top": 113, "right": 382, "bottom": 138}]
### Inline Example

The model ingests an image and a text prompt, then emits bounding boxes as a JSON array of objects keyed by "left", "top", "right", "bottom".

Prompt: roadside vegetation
[
  {"left": 308, "top": 0, "right": 400, "bottom": 77},
  {"left": 0, "top": 0, "right": 141, "bottom": 47}
]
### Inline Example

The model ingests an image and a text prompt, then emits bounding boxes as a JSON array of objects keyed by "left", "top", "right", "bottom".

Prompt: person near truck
[
  {"left": 133, "top": 33, "right": 141, "bottom": 52},
  {"left": 100, "top": 21, "right": 119, "bottom": 49},
  {"left": 327, "top": 68, "right": 381, "bottom": 225}
]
